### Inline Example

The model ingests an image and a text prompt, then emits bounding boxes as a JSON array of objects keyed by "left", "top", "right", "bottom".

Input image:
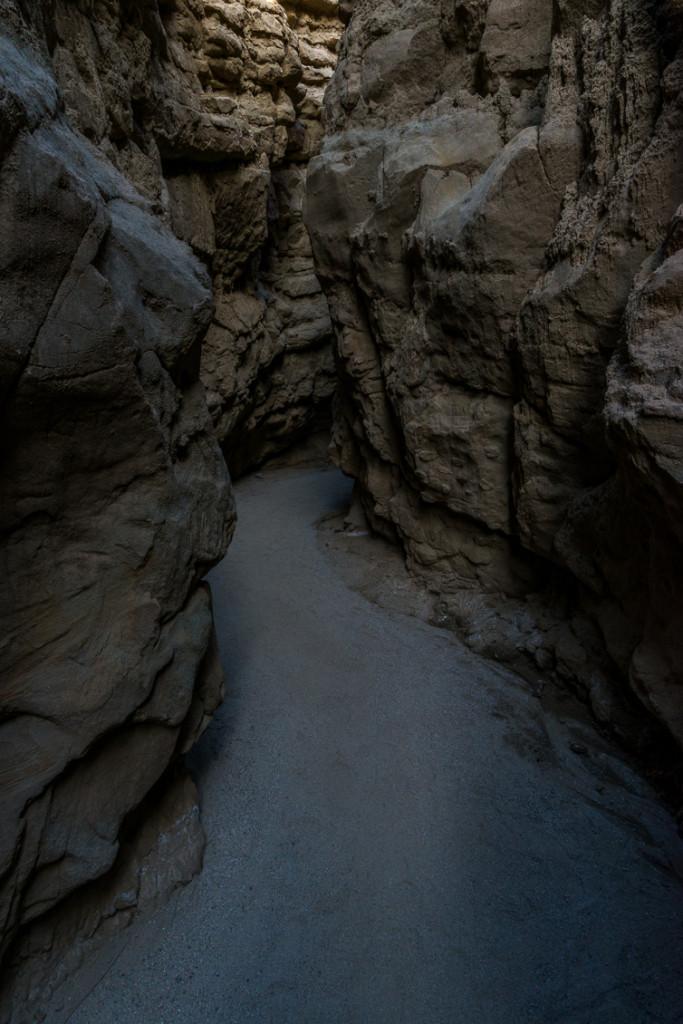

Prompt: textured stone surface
[
  {"left": 0, "top": 0, "right": 235, "bottom": 968},
  {"left": 202, "top": 161, "right": 337, "bottom": 476},
  {"left": 47, "top": 0, "right": 341, "bottom": 476},
  {"left": 198, "top": 0, "right": 343, "bottom": 474},
  {"left": 306, "top": 0, "right": 683, "bottom": 751},
  {"left": 0, "top": 767, "right": 206, "bottom": 1024},
  {"left": 0, "top": 0, "right": 343, "bottom": 975}
]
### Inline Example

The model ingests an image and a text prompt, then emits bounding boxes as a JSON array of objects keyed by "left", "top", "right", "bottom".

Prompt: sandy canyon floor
[{"left": 43, "top": 466, "right": 683, "bottom": 1024}]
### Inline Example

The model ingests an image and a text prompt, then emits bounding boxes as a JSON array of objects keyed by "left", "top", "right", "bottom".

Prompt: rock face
[
  {"left": 47, "top": 0, "right": 341, "bottom": 477},
  {"left": 0, "top": 0, "right": 343, "bottom": 983},
  {"left": 306, "top": 0, "right": 683, "bottom": 750},
  {"left": 0, "top": 0, "right": 229, "bottom": 975},
  {"left": 0, "top": 0, "right": 343, "bottom": 975}
]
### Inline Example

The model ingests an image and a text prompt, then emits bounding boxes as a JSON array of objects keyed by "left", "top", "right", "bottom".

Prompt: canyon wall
[
  {"left": 306, "top": 0, "right": 683, "bottom": 752},
  {"left": 0, "top": 0, "right": 341, "bottom": 991},
  {"left": 49, "top": 0, "right": 341, "bottom": 478},
  {"left": 0, "top": 0, "right": 233, "bottom": 975}
]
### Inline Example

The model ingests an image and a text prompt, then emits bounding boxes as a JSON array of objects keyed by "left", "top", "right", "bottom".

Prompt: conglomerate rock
[{"left": 305, "top": 0, "right": 683, "bottom": 751}]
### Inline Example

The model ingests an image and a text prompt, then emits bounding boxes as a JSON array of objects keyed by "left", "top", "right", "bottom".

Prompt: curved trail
[{"left": 66, "top": 467, "right": 683, "bottom": 1024}]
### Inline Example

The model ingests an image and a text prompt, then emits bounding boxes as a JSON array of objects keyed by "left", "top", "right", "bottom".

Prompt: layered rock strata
[
  {"left": 49, "top": 0, "right": 341, "bottom": 477},
  {"left": 306, "top": 0, "right": 683, "bottom": 751}
]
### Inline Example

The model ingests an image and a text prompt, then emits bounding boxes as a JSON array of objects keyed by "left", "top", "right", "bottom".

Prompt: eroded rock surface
[
  {"left": 1, "top": 0, "right": 343, "bottom": 984},
  {"left": 48, "top": 0, "right": 341, "bottom": 476},
  {"left": 306, "top": 0, "right": 683, "bottom": 752},
  {"left": 0, "top": 0, "right": 237, "bottom": 983}
]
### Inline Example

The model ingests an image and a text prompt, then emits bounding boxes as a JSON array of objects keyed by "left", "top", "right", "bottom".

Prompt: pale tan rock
[
  {"left": 213, "top": 160, "right": 272, "bottom": 281},
  {"left": 477, "top": 0, "right": 552, "bottom": 93},
  {"left": 168, "top": 172, "right": 217, "bottom": 256},
  {"left": 308, "top": 0, "right": 683, "bottom": 751},
  {"left": 42, "top": 0, "right": 341, "bottom": 487}
]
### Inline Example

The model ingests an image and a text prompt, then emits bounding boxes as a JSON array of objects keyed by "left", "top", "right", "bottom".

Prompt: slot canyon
[{"left": 2, "top": 0, "right": 683, "bottom": 1020}]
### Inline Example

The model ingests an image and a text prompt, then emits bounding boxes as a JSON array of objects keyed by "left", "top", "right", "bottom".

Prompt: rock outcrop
[
  {"left": 0, "top": 0, "right": 235, "bottom": 972},
  {"left": 306, "top": 0, "right": 683, "bottom": 752},
  {"left": 48, "top": 0, "right": 341, "bottom": 477},
  {"left": 0, "top": 0, "right": 343, "bottom": 982}
]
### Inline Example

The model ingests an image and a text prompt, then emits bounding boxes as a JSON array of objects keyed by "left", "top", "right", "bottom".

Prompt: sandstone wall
[
  {"left": 0, "top": 0, "right": 235, "bottom": 969},
  {"left": 306, "top": 0, "right": 683, "bottom": 751},
  {"left": 0, "top": 0, "right": 342, "bottom": 976},
  {"left": 49, "top": 0, "right": 341, "bottom": 477}
]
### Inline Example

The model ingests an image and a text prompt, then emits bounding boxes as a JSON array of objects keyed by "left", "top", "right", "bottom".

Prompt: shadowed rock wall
[
  {"left": 48, "top": 0, "right": 341, "bottom": 478},
  {"left": 306, "top": 0, "right": 683, "bottom": 752},
  {"left": 0, "top": 0, "right": 341, "bottom": 986},
  {"left": 0, "top": 0, "right": 235, "bottom": 971}
]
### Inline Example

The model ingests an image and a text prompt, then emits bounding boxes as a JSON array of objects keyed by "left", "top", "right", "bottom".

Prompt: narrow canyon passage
[
  {"left": 5, "top": 2, "right": 683, "bottom": 1021},
  {"left": 51, "top": 467, "right": 683, "bottom": 1024}
]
